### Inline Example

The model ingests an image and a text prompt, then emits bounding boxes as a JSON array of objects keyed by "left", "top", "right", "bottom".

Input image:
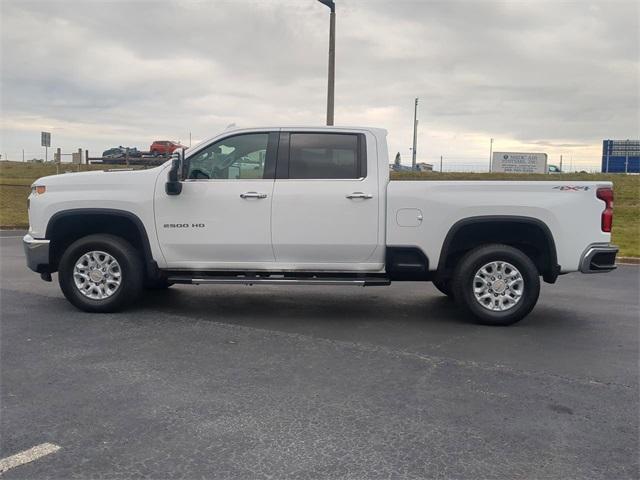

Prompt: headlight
[{"left": 31, "top": 185, "right": 46, "bottom": 195}]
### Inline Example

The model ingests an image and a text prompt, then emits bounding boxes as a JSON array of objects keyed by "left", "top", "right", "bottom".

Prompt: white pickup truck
[{"left": 24, "top": 127, "right": 618, "bottom": 325}]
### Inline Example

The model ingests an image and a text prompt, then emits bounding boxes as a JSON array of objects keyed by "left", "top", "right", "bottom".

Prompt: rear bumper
[
  {"left": 23, "top": 234, "right": 51, "bottom": 273},
  {"left": 579, "top": 243, "right": 618, "bottom": 273}
]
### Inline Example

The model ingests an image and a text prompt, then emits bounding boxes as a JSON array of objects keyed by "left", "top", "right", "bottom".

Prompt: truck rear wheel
[
  {"left": 451, "top": 244, "right": 540, "bottom": 326},
  {"left": 58, "top": 234, "right": 143, "bottom": 313}
]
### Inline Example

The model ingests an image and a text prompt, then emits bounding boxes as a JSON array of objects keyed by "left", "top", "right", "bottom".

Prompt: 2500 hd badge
[{"left": 163, "top": 223, "right": 205, "bottom": 228}]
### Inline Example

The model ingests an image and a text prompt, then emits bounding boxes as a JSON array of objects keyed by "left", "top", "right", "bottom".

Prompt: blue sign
[{"left": 602, "top": 140, "right": 640, "bottom": 173}]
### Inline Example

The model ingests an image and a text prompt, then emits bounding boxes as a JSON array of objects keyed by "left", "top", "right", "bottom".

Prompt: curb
[{"left": 617, "top": 257, "right": 640, "bottom": 265}]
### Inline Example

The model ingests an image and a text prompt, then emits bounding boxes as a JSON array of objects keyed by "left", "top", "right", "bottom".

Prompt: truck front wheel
[
  {"left": 58, "top": 234, "right": 144, "bottom": 313},
  {"left": 451, "top": 244, "right": 540, "bottom": 326}
]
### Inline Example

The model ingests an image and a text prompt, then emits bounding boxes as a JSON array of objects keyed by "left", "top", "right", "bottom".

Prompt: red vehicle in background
[{"left": 150, "top": 140, "right": 186, "bottom": 157}]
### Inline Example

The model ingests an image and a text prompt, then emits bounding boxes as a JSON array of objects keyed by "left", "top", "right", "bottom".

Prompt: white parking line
[
  {"left": 0, "top": 443, "right": 60, "bottom": 474},
  {"left": 0, "top": 236, "right": 24, "bottom": 239}
]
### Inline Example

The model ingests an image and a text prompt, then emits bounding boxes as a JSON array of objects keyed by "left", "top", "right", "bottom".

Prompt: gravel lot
[{"left": 1, "top": 231, "right": 638, "bottom": 479}]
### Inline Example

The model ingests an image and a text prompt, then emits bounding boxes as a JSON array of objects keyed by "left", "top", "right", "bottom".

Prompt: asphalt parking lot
[{"left": 1, "top": 230, "right": 638, "bottom": 479}]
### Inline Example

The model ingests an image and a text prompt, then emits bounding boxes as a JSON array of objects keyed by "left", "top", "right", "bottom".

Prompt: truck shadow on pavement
[{"left": 129, "top": 284, "right": 573, "bottom": 332}]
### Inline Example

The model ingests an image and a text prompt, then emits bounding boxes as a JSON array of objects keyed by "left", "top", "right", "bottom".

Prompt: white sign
[
  {"left": 41, "top": 131, "right": 51, "bottom": 147},
  {"left": 492, "top": 152, "right": 548, "bottom": 174}
]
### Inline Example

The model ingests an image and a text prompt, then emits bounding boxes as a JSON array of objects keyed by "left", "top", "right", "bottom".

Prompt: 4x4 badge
[{"left": 553, "top": 186, "right": 590, "bottom": 191}]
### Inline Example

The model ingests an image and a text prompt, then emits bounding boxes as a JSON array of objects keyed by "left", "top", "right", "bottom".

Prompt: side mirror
[{"left": 165, "top": 149, "right": 184, "bottom": 196}]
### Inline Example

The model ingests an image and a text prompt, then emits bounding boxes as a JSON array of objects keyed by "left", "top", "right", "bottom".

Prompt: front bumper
[
  {"left": 579, "top": 243, "right": 618, "bottom": 273},
  {"left": 23, "top": 234, "right": 51, "bottom": 273}
]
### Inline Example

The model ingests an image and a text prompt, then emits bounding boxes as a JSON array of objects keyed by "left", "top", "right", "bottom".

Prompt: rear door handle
[
  {"left": 240, "top": 192, "right": 268, "bottom": 199},
  {"left": 346, "top": 192, "right": 373, "bottom": 199}
]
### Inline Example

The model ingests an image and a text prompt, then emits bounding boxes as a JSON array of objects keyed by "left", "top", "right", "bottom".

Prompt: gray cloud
[{"left": 1, "top": 0, "right": 638, "bottom": 168}]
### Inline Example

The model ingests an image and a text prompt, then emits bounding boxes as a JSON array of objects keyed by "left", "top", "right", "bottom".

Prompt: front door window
[{"left": 187, "top": 133, "right": 269, "bottom": 180}]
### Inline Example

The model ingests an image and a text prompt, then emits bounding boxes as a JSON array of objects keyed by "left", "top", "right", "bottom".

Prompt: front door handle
[
  {"left": 346, "top": 192, "right": 373, "bottom": 199},
  {"left": 240, "top": 192, "right": 268, "bottom": 199}
]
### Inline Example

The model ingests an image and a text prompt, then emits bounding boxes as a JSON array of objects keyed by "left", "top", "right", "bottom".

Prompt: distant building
[
  {"left": 389, "top": 162, "right": 433, "bottom": 173},
  {"left": 390, "top": 163, "right": 412, "bottom": 172},
  {"left": 602, "top": 140, "right": 640, "bottom": 173}
]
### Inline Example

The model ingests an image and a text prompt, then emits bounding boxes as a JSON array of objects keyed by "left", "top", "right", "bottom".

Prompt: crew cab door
[
  {"left": 271, "top": 130, "right": 383, "bottom": 268},
  {"left": 154, "top": 131, "right": 278, "bottom": 269}
]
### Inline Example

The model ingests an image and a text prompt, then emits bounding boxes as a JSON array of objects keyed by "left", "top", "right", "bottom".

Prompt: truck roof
[{"left": 189, "top": 126, "right": 388, "bottom": 153}]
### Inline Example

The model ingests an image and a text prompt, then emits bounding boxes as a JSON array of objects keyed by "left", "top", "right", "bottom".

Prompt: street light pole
[
  {"left": 318, "top": 0, "right": 336, "bottom": 126},
  {"left": 412, "top": 97, "right": 418, "bottom": 170}
]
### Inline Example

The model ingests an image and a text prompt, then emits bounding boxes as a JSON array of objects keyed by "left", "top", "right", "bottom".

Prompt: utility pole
[
  {"left": 189, "top": 132, "right": 192, "bottom": 148},
  {"left": 22, "top": 149, "right": 25, "bottom": 162},
  {"left": 560, "top": 154, "right": 563, "bottom": 172},
  {"left": 440, "top": 155, "right": 443, "bottom": 173},
  {"left": 411, "top": 97, "right": 418, "bottom": 170},
  {"left": 318, "top": 0, "right": 336, "bottom": 126},
  {"left": 489, "top": 138, "right": 494, "bottom": 172}
]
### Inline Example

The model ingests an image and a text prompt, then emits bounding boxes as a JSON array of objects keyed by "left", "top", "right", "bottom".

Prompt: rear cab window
[{"left": 282, "top": 132, "right": 367, "bottom": 179}]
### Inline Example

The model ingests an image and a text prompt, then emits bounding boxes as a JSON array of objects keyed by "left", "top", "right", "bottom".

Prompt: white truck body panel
[
  {"left": 26, "top": 126, "right": 612, "bottom": 275},
  {"left": 152, "top": 127, "right": 389, "bottom": 271},
  {"left": 27, "top": 167, "right": 166, "bottom": 265},
  {"left": 154, "top": 175, "right": 276, "bottom": 268},
  {"left": 270, "top": 128, "right": 384, "bottom": 270},
  {"left": 386, "top": 181, "right": 611, "bottom": 273}
]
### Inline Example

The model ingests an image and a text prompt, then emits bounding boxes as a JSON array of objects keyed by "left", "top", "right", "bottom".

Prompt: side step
[{"left": 166, "top": 272, "right": 390, "bottom": 287}]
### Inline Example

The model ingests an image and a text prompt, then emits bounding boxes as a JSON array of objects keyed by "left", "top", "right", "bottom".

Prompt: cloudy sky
[{"left": 1, "top": 0, "right": 638, "bottom": 170}]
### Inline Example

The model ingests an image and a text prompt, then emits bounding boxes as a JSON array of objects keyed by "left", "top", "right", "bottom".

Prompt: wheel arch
[
  {"left": 437, "top": 215, "right": 559, "bottom": 283},
  {"left": 45, "top": 208, "right": 158, "bottom": 278}
]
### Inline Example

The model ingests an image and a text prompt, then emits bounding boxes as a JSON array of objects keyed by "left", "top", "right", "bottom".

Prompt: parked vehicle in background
[
  {"left": 102, "top": 147, "right": 141, "bottom": 158},
  {"left": 150, "top": 141, "right": 185, "bottom": 157},
  {"left": 102, "top": 148, "right": 124, "bottom": 158},
  {"left": 548, "top": 164, "right": 562, "bottom": 174},
  {"left": 24, "top": 126, "right": 618, "bottom": 326}
]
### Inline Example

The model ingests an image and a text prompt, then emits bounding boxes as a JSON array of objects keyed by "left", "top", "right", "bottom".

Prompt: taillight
[{"left": 596, "top": 187, "right": 614, "bottom": 232}]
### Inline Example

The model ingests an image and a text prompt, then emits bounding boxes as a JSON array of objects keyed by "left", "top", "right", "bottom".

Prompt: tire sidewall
[
  {"left": 59, "top": 235, "right": 143, "bottom": 313},
  {"left": 454, "top": 245, "right": 540, "bottom": 326}
]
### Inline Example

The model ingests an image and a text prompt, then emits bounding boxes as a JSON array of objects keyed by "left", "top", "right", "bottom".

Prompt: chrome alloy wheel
[
  {"left": 73, "top": 251, "right": 122, "bottom": 300},
  {"left": 472, "top": 261, "right": 524, "bottom": 312}
]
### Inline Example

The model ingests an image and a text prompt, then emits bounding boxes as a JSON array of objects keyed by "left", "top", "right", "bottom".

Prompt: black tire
[
  {"left": 58, "top": 234, "right": 144, "bottom": 313},
  {"left": 451, "top": 244, "right": 540, "bottom": 326},
  {"left": 432, "top": 279, "right": 454, "bottom": 299}
]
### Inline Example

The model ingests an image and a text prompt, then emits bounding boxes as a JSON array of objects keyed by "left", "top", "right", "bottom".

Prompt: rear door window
[{"left": 288, "top": 133, "right": 364, "bottom": 179}]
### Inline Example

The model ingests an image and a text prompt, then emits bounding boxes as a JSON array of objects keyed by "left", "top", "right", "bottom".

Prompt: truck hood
[
  {"left": 26, "top": 165, "right": 170, "bottom": 240},
  {"left": 33, "top": 165, "right": 167, "bottom": 189}
]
